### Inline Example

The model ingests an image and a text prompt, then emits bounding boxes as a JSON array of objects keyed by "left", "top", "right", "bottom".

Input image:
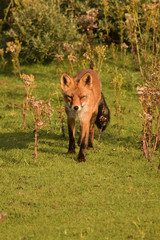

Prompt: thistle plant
[
  {"left": 29, "top": 97, "right": 53, "bottom": 163},
  {"left": 67, "top": 54, "right": 77, "bottom": 75},
  {"left": 78, "top": 8, "right": 98, "bottom": 46},
  {"left": 0, "top": 49, "right": 7, "bottom": 72},
  {"left": 63, "top": 43, "right": 77, "bottom": 75},
  {"left": 121, "top": 42, "right": 128, "bottom": 69},
  {"left": 6, "top": 40, "right": 21, "bottom": 76},
  {"left": 112, "top": 73, "right": 125, "bottom": 140},
  {"left": 20, "top": 73, "right": 35, "bottom": 129}
]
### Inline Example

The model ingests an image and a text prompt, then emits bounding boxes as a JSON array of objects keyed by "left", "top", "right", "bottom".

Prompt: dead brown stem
[{"left": 34, "top": 124, "right": 38, "bottom": 163}]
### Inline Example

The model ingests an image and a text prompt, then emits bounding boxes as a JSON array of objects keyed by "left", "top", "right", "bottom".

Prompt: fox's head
[{"left": 60, "top": 72, "right": 93, "bottom": 113}]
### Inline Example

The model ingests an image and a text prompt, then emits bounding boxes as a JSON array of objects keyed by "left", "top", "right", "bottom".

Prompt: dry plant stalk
[
  {"left": 56, "top": 106, "right": 65, "bottom": 137},
  {"left": 125, "top": 1, "right": 160, "bottom": 80},
  {"left": 63, "top": 43, "right": 77, "bottom": 75},
  {"left": 29, "top": 97, "right": 53, "bottom": 162},
  {"left": 55, "top": 54, "right": 64, "bottom": 76},
  {"left": 112, "top": 73, "right": 125, "bottom": 140},
  {"left": 54, "top": 88, "right": 65, "bottom": 137},
  {"left": 137, "top": 80, "right": 160, "bottom": 171},
  {"left": 110, "top": 43, "right": 118, "bottom": 64},
  {"left": 126, "top": 1, "right": 160, "bottom": 171},
  {"left": 20, "top": 73, "right": 35, "bottom": 129}
]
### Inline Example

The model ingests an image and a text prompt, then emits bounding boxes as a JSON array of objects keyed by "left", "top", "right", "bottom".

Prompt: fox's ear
[
  {"left": 60, "top": 73, "right": 74, "bottom": 91},
  {"left": 80, "top": 73, "right": 92, "bottom": 89}
]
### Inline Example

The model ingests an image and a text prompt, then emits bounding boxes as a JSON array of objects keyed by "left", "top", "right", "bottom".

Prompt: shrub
[{"left": 6, "top": 0, "right": 80, "bottom": 63}]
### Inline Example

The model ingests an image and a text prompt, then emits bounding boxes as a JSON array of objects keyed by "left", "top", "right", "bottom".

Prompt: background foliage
[
  {"left": 1, "top": 0, "right": 128, "bottom": 63},
  {"left": 4, "top": 0, "right": 81, "bottom": 62}
]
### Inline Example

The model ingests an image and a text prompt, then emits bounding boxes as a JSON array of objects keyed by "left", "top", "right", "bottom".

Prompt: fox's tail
[{"left": 95, "top": 92, "right": 110, "bottom": 132}]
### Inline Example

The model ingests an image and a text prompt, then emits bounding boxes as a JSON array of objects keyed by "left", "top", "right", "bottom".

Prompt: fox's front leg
[
  {"left": 88, "top": 112, "right": 97, "bottom": 148},
  {"left": 78, "top": 121, "right": 89, "bottom": 162},
  {"left": 67, "top": 117, "right": 76, "bottom": 154}
]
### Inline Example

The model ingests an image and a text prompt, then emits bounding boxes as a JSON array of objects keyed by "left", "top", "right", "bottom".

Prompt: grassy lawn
[{"left": 0, "top": 59, "right": 160, "bottom": 240}]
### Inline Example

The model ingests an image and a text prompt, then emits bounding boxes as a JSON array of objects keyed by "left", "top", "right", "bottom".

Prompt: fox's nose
[{"left": 73, "top": 106, "right": 79, "bottom": 111}]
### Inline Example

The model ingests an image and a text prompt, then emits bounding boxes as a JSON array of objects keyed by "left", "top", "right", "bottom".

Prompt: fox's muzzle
[{"left": 73, "top": 106, "right": 79, "bottom": 111}]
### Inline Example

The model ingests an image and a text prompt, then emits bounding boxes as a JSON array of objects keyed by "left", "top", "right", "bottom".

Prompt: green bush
[{"left": 6, "top": 0, "right": 80, "bottom": 63}]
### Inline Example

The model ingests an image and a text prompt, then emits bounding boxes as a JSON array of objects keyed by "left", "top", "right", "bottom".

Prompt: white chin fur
[{"left": 66, "top": 102, "right": 89, "bottom": 120}]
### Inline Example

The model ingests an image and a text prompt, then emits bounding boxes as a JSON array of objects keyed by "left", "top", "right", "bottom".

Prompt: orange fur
[{"left": 61, "top": 69, "right": 101, "bottom": 162}]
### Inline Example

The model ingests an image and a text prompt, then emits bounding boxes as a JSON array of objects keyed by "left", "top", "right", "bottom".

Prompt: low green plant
[
  {"left": 0, "top": 48, "right": 7, "bottom": 72},
  {"left": 94, "top": 45, "right": 107, "bottom": 73},
  {"left": 110, "top": 43, "right": 119, "bottom": 64}
]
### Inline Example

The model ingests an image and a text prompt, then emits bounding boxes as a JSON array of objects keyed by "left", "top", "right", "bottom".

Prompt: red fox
[{"left": 60, "top": 69, "right": 110, "bottom": 162}]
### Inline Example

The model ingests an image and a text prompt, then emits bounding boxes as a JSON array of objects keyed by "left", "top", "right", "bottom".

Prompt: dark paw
[
  {"left": 87, "top": 144, "right": 93, "bottom": 150},
  {"left": 67, "top": 149, "right": 75, "bottom": 154},
  {"left": 77, "top": 157, "right": 86, "bottom": 162},
  {"left": 77, "top": 153, "right": 86, "bottom": 162}
]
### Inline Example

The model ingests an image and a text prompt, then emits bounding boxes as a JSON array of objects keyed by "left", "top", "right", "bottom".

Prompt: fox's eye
[
  {"left": 66, "top": 95, "right": 72, "bottom": 101},
  {"left": 80, "top": 96, "right": 86, "bottom": 100}
]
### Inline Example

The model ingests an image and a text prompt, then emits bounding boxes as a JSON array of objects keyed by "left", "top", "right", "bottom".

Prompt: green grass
[{"left": 0, "top": 58, "right": 160, "bottom": 240}]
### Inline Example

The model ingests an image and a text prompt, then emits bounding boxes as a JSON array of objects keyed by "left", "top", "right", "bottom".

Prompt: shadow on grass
[
  {"left": 0, "top": 130, "right": 67, "bottom": 154},
  {"left": 98, "top": 130, "right": 140, "bottom": 150},
  {"left": 0, "top": 127, "right": 140, "bottom": 165}
]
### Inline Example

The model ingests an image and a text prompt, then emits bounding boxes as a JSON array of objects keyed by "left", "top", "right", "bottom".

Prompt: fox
[{"left": 60, "top": 69, "right": 110, "bottom": 162}]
